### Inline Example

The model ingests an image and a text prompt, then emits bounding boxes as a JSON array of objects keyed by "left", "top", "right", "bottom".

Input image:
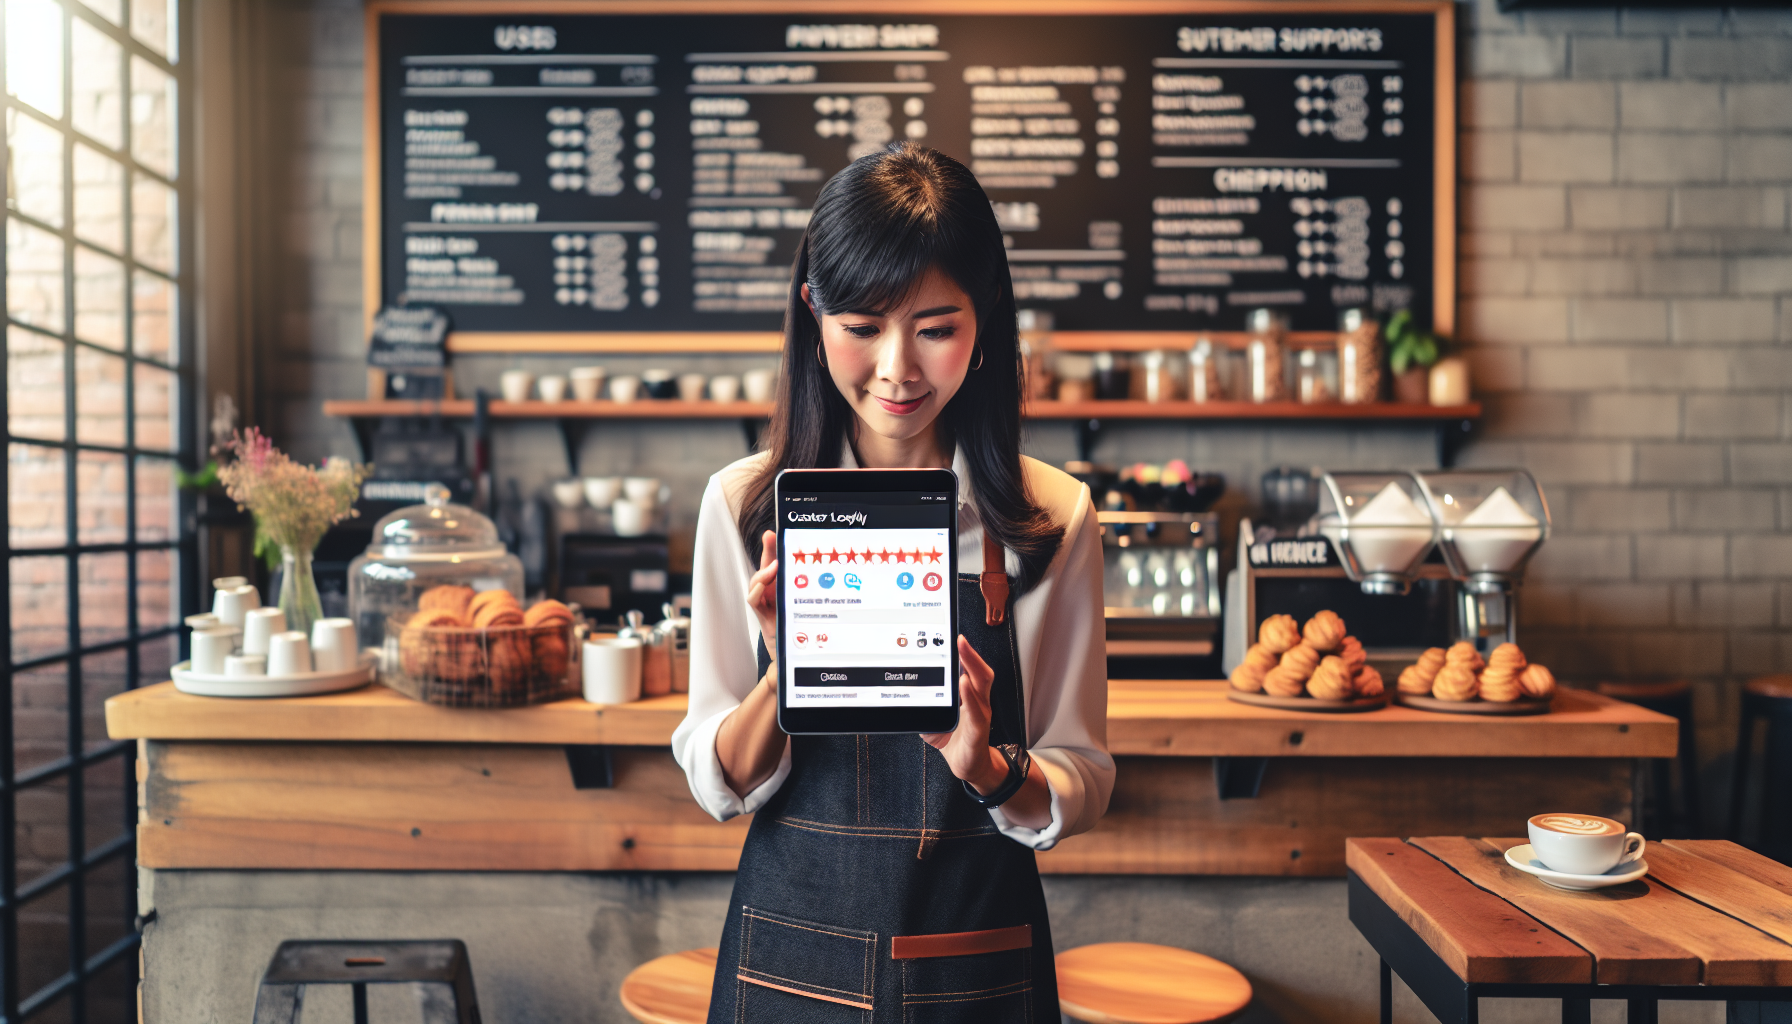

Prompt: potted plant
[{"left": 1385, "top": 310, "right": 1442, "bottom": 404}]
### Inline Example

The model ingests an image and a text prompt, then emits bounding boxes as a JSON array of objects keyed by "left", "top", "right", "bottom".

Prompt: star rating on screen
[{"left": 790, "top": 547, "right": 944, "bottom": 565}]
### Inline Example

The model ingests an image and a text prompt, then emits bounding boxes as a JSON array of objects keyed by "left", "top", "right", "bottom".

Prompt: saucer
[{"left": 1504, "top": 843, "right": 1649, "bottom": 890}]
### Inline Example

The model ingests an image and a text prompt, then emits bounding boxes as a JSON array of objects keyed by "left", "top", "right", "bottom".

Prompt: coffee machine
[{"left": 1223, "top": 468, "right": 1550, "bottom": 672}]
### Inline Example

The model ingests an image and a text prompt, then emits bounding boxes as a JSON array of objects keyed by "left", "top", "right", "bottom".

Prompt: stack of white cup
[{"left": 186, "top": 577, "right": 359, "bottom": 679}]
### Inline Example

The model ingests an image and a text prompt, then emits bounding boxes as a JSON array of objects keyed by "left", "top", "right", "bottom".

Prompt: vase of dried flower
[{"left": 279, "top": 545, "right": 323, "bottom": 640}]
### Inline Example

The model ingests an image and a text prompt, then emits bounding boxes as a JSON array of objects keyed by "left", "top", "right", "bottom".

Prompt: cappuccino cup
[{"left": 1527, "top": 813, "right": 1644, "bottom": 876}]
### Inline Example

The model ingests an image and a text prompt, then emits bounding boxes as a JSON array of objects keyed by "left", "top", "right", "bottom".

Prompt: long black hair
[{"left": 736, "top": 142, "right": 1064, "bottom": 595}]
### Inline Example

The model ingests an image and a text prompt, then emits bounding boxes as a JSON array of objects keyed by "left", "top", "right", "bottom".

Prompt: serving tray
[
  {"left": 1226, "top": 690, "right": 1390, "bottom": 714},
  {"left": 171, "top": 654, "right": 375, "bottom": 698}
]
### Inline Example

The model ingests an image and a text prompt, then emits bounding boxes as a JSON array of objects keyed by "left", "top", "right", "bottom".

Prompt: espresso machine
[{"left": 1223, "top": 468, "right": 1550, "bottom": 672}]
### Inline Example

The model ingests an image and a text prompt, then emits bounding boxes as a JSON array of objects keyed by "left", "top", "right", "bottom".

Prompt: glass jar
[
  {"left": 1296, "top": 349, "right": 1331, "bottom": 404},
  {"left": 1140, "top": 349, "right": 1177, "bottom": 403},
  {"left": 1093, "top": 351, "right": 1132, "bottom": 400},
  {"left": 1336, "top": 307, "right": 1382, "bottom": 404},
  {"left": 1243, "top": 307, "right": 1286, "bottom": 402},
  {"left": 1017, "top": 309, "right": 1054, "bottom": 401},
  {"left": 1188, "top": 335, "right": 1224, "bottom": 403}
]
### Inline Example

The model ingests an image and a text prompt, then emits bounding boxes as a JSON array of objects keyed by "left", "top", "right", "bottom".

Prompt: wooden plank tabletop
[
  {"left": 1351, "top": 837, "right": 1792, "bottom": 988},
  {"left": 107, "top": 679, "right": 1676, "bottom": 756}
]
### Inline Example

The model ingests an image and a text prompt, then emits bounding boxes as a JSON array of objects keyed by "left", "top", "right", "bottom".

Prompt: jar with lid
[
  {"left": 1093, "top": 351, "right": 1131, "bottom": 401},
  {"left": 349, "top": 483, "right": 524, "bottom": 651},
  {"left": 1296, "top": 349, "right": 1332, "bottom": 404},
  {"left": 1336, "top": 307, "right": 1382, "bottom": 404},
  {"left": 1188, "top": 335, "right": 1224, "bottom": 403},
  {"left": 1243, "top": 308, "right": 1286, "bottom": 402},
  {"left": 1017, "top": 309, "right": 1054, "bottom": 401},
  {"left": 1140, "top": 349, "right": 1178, "bottom": 403}
]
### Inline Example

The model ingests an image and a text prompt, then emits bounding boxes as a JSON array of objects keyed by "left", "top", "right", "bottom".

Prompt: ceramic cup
[
  {"left": 583, "top": 476, "right": 623, "bottom": 508},
  {"left": 267, "top": 631, "right": 314, "bottom": 677},
  {"left": 242, "top": 606, "right": 287, "bottom": 657},
  {"left": 583, "top": 635, "right": 644, "bottom": 704},
  {"left": 569, "top": 366, "right": 606, "bottom": 401},
  {"left": 185, "top": 612, "right": 222, "bottom": 631},
  {"left": 538, "top": 374, "right": 569, "bottom": 403},
  {"left": 309, "top": 618, "right": 358, "bottom": 674},
  {"left": 190, "top": 627, "right": 237, "bottom": 675},
  {"left": 743, "top": 368, "right": 777, "bottom": 403},
  {"left": 677, "top": 373, "right": 708, "bottom": 402},
  {"left": 609, "top": 375, "right": 642, "bottom": 403},
  {"left": 499, "top": 369, "right": 535, "bottom": 404},
  {"left": 550, "top": 478, "right": 586, "bottom": 509},
  {"left": 211, "top": 583, "right": 259, "bottom": 628},
  {"left": 1526, "top": 813, "right": 1645, "bottom": 875},
  {"left": 709, "top": 375, "right": 741, "bottom": 402},
  {"left": 212, "top": 575, "right": 248, "bottom": 591},
  {"left": 612, "top": 499, "right": 649, "bottom": 537},
  {"left": 622, "top": 477, "right": 660, "bottom": 505},
  {"left": 224, "top": 654, "right": 267, "bottom": 678},
  {"left": 641, "top": 369, "right": 677, "bottom": 399}
]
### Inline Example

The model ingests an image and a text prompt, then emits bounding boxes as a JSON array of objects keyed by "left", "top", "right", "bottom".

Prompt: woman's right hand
[{"left": 746, "top": 529, "right": 778, "bottom": 648}]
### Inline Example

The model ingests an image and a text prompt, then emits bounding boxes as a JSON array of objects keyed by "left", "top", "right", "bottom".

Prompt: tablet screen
[{"left": 779, "top": 485, "right": 955, "bottom": 711}]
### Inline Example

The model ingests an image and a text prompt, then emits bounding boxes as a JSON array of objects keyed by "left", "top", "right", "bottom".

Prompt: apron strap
[{"left": 979, "top": 529, "right": 1009, "bottom": 627}]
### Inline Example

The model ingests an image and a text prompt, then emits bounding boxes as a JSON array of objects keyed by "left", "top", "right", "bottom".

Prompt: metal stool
[
  {"left": 1730, "top": 675, "right": 1792, "bottom": 863},
  {"left": 1597, "top": 680, "right": 1701, "bottom": 837},
  {"left": 620, "top": 948, "right": 717, "bottom": 1024},
  {"left": 251, "top": 940, "right": 481, "bottom": 1024},
  {"left": 1057, "top": 942, "right": 1252, "bottom": 1023}
]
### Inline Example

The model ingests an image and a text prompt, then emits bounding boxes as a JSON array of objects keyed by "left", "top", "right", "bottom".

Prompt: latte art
[{"left": 1533, "top": 813, "right": 1622, "bottom": 836}]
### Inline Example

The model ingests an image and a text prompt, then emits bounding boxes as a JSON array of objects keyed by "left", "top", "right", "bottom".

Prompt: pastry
[
  {"left": 1478, "top": 668, "right": 1523, "bottom": 703},
  {"left": 1229, "top": 643, "right": 1279, "bottom": 693},
  {"left": 1307, "top": 656, "right": 1354, "bottom": 701},
  {"left": 1444, "top": 641, "right": 1486, "bottom": 674},
  {"left": 419, "top": 584, "right": 475, "bottom": 620},
  {"left": 484, "top": 630, "right": 531, "bottom": 694},
  {"left": 533, "top": 630, "right": 571, "bottom": 685},
  {"left": 1302, "top": 610, "right": 1346, "bottom": 653},
  {"left": 1278, "top": 641, "right": 1320, "bottom": 680},
  {"left": 1355, "top": 665, "right": 1385, "bottom": 698},
  {"left": 1398, "top": 647, "right": 1447, "bottom": 694},
  {"left": 1262, "top": 665, "right": 1308, "bottom": 697},
  {"left": 1487, "top": 642, "right": 1526, "bottom": 673},
  {"left": 1257, "top": 614, "right": 1300, "bottom": 654},
  {"left": 1519, "top": 663, "right": 1557, "bottom": 699},
  {"left": 472, "top": 602, "right": 525, "bottom": 630},
  {"left": 468, "top": 590, "right": 519, "bottom": 620},
  {"left": 1432, "top": 663, "right": 1479, "bottom": 702},
  {"left": 400, "top": 609, "right": 464, "bottom": 678},
  {"left": 524, "top": 599, "right": 574, "bottom": 627},
  {"left": 1337, "top": 636, "right": 1367, "bottom": 679}
]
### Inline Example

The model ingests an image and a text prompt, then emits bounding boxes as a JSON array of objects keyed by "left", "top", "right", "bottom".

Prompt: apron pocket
[
  {"left": 736, "top": 906, "right": 875, "bottom": 1021},
  {"left": 897, "top": 927, "right": 1032, "bottom": 1024}
]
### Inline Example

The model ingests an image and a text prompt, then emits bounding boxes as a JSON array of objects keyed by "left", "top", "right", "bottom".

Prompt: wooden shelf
[
  {"left": 322, "top": 398, "right": 1480, "bottom": 422},
  {"left": 321, "top": 399, "right": 773, "bottom": 419}
]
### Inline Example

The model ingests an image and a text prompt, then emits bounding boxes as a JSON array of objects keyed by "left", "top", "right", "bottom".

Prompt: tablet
[{"left": 775, "top": 468, "right": 959, "bottom": 735}]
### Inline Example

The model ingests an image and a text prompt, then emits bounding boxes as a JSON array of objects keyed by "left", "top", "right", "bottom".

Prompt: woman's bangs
[{"left": 809, "top": 220, "right": 939, "bottom": 317}]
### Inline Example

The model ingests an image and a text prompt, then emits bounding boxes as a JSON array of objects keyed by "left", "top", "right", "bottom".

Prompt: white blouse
[{"left": 671, "top": 445, "right": 1114, "bottom": 850}]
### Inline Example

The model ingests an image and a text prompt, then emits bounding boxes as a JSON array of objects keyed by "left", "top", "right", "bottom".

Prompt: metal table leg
[
  {"left": 1562, "top": 998, "right": 1590, "bottom": 1024},
  {"left": 1629, "top": 998, "right": 1659, "bottom": 1023},
  {"left": 1381, "top": 958, "right": 1392, "bottom": 1024}
]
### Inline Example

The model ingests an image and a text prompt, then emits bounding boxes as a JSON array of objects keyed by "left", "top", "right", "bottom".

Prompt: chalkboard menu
[{"left": 366, "top": 2, "right": 1454, "bottom": 346}]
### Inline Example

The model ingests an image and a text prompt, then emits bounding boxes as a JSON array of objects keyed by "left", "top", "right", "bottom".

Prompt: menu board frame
[{"left": 363, "top": 0, "right": 1455, "bottom": 354}]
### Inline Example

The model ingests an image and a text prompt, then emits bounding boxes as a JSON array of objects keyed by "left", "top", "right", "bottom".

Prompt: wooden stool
[
  {"left": 1597, "top": 680, "right": 1701, "bottom": 837},
  {"left": 250, "top": 939, "right": 481, "bottom": 1024},
  {"left": 1729, "top": 675, "right": 1792, "bottom": 862},
  {"left": 1057, "top": 942, "right": 1252, "bottom": 1024},
  {"left": 620, "top": 948, "right": 717, "bottom": 1024}
]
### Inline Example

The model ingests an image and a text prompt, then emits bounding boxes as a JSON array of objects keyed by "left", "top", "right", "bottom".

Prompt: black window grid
[{"left": 2, "top": 1, "right": 197, "bottom": 1021}]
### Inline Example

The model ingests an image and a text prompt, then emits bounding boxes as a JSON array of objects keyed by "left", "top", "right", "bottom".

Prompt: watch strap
[{"left": 962, "top": 744, "right": 1030, "bottom": 808}]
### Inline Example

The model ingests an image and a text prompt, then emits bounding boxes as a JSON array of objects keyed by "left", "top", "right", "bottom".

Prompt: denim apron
[{"left": 707, "top": 538, "right": 1058, "bottom": 1023}]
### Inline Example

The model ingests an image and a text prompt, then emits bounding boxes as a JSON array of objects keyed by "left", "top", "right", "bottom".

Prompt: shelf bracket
[
  {"left": 557, "top": 418, "right": 591, "bottom": 476},
  {"left": 564, "top": 745, "right": 613, "bottom": 789},
  {"left": 1436, "top": 418, "right": 1474, "bottom": 469},
  {"left": 1214, "top": 756, "right": 1268, "bottom": 800},
  {"left": 1076, "top": 418, "right": 1104, "bottom": 464}
]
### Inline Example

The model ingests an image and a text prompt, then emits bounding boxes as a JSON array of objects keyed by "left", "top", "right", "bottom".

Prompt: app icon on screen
[
  {"left": 896, "top": 572, "right": 914, "bottom": 589},
  {"left": 844, "top": 573, "right": 862, "bottom": 590},
  {"left": 819, "top": 573, "right": 836, "bottom": 589},
  {"left": 794, "top": 632, "right": 808, "bottom": 646},
  {"left": 933, "top": 636, "right": 945, "bottom": 646},
  {"left": 794, "top": 575, "right": 808, "bottom": 589},
  {"left": 922, "top": 572, "right": 943, "bottom": 591}
]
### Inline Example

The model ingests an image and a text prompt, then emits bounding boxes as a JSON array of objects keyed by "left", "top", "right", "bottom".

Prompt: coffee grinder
[{"left": 1415, "top": 469, "right": 1550, "bottom": 654}]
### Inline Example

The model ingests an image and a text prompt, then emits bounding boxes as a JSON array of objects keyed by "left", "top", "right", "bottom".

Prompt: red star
[
  {"left": 796, "top": 550, "right": 811, "bottom": 564},
  {"left": 927, "top": 548, "right": 943, "bottom": 562},
  {"left": 906, "top": 549, "right": 920, "bottom": 563},
  {"left": 827, "top": 548, "right": 842, "bottom": 563},
  {"left": 877, "top": 548, "right": 891, "bottom": 563}
]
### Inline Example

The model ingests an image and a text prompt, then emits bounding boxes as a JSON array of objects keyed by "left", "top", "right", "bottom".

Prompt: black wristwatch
[{"left": 962, "top": 744, "right": 1031, "bottom": 808}]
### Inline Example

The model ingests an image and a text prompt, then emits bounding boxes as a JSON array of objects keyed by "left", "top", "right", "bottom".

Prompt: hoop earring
[
  {"left": 969, "top": 346, "right": 985, "bottom": 371},
  {"left": 815, "top": 340, "right": 828, "bottom": 369}
]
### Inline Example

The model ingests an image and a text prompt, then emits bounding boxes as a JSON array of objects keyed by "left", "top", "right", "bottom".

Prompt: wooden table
[{"left": 1347, "top": 837, "right": 1792, "bottom": 1023}]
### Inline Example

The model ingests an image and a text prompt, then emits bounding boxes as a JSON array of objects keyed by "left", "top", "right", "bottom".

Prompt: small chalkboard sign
[{"left": 370, "top": 306, "right": 451, "bottom": 398}]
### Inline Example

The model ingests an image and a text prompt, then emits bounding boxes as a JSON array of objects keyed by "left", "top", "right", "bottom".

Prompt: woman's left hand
[{"left": 922, "top": 637, "right": 1007, "bottom": 794}]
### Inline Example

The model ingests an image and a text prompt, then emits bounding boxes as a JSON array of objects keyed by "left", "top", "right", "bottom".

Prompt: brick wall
[{"left": 240, "top": 1, "right": 1792, "bottom": 814}]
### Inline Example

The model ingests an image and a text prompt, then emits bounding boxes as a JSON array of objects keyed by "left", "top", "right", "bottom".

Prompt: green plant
[
  {"left": 175, "top": 460, "right": 220, "bottom": 491},
  {"left": 1385, "top": 310, "right": 1443, "bottom": 375}
]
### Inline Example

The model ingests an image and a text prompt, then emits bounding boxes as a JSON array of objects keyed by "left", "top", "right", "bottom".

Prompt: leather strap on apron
[{"left": 980, "top": 529, "right": 1008, "bottom": 627}]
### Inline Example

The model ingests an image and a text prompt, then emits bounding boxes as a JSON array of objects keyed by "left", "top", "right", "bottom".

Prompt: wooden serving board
[
  {"left": 1228, "top": 690, "right": 1390, "bottom": 714},
  {"left": 1396, "top": 694, "right": 1553, "bottom": 716}
]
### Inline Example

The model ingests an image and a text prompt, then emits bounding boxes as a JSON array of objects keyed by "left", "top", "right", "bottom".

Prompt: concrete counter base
[{"left": 140, "top": 870, "right": 1722, "bottom": 1024}]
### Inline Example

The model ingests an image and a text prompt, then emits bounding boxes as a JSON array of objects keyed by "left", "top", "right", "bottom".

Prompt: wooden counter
[{"left": 107, "top": 680, "right": 1675, "bottom": 758}]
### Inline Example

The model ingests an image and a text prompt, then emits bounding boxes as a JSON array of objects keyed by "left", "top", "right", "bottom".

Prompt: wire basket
[{"left": 384, "top": 612, "right": 579, "bottom": 707}]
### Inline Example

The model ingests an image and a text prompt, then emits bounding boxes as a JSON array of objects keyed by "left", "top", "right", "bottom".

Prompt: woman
[{"left": 672, "top": 142, "right": 1112, "bottom": 1023}]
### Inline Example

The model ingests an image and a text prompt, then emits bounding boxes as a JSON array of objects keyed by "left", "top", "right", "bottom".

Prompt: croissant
[
  {"left": 473, "top": 603, "right": 525, "bottom": 630},
  {"left": 1355, "top": 665, "right": 1385, "bottom": 698},
  {"left": 1302, "top": 610, "right": 1346, "bottom": 653},
  {"left": 1279, "top": 641, "right": 1320, "bottom": 679},
  {"left": 1445, "top": 641, "right": 1486, "bottom": 674},
  {"left": 1432, "top": 664, "right": 1479, "bottom": 702},
  {"left": 1263, "top": 665, "right": 1309, "bottom": 697},
  {"left": 1398, "top": 647, "right": 1447, "bottom": 694},
  {"left": 1307, "top": 656, "right": 1354, "bottom": 701},
  {"left": 419, "top": 584, "right": 475, "bottom": 620},
  {"left": 1478, "top": 668, "right": 1523, "bottom": 703},
  {"left": 468, "top": 590, "right": 519, "bottom": 620},
  {"left": 524, "top": 599, "right": 574, "bottom": 627},
  {"left": 1487, "top": 642, "right": 1526, "bottom": 673},
  {"left": 400, "top": 609, "right": 464, "bottom": 678},
  {"left": 1337, "top": 636, "right": 1367, "bottom": 679},
  {"left": 534, "top": 632, "right": 570, "bottom": 685},
  {"left": 484, "top": 631, "right": 531, "bottom": 694},
  {"left": 1257, "top": 614, "right": 1301, "bottom": 654},
  {"left": 1519, "top": 663, "right": 1557, "bottom": 699}
]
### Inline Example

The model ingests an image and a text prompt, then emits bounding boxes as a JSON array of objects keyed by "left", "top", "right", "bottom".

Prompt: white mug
[
  {"left": 677, "top": 373, "right": 708, "bottom": 401},
  {"left": 267, "top": 631, "right": 314, "bottom": 677},
  {"left": 583, "top": 636, "right": 643, "bottom": 704},
  {"left": 190, "top": 627, "right": 236, "bottom": 675},
  {"left": 310, "top": 618, "right": 358, "bottom": 674},
  {"left": 743, "top": 368, "right": 777, "bottom": 403},
  {"left": 612, "top": 499, "right": 649, "bottom": 537},
  {"left": 609, "top": 375, "right": 642, "bottom": 403},
  {"left": 550, "top": 479, "right": 586, "bottom": 509},
  {"left": 1527, "top": 813, "right": 1645, "bottom": 875},
  {"left": 185, "top": 612, "right": 222, "bottom": 631},
  {"left": 584, "top": 476, "right": 623, "bottom": 508},
  {"left": 538, "top": 374, "right": 569, "bottom": 403},
  {"left": 499, "top": 369, "right": 535, "bottom": 404},
  {"left": 709, "top": 375, "right": 741, "bottom": 402},
  {"left": 212, "top": 583, "right": 259, "bottom": 628},
  {"left": 242, "top": 606, "right": 287, "bottom": 656},
  {"left": 224, "top": 654, "right": 267, "bottom": 678},
  {"left": 623, "top": 477, "right": 660, "bottom": 505},
  {"left": 569, "top": 366, "right": 606, "bottom": 401},
  {"left": 212, "top": 575, "right": 248, "bottom": 591}
]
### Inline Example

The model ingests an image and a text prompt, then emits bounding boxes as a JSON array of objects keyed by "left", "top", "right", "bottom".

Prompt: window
[{"left": 4, "top": 0, "right": 191, "bottom": 1019}]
